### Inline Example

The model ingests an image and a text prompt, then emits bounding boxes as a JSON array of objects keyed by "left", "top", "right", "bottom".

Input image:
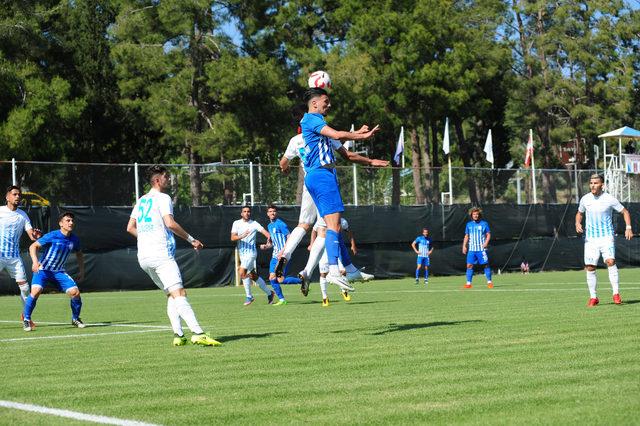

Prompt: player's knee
[
  {"left": 249, "top": 271, "right": 258, "bottom": 280},
  {"left": 269, "top": 273, "right": 276, "bottom": 280},
  {"left": 30, "top": 286, "right": 43, "bottom": 297},
  {"left": 298, "top": 223, "right": 311, "bottom": 232},
  {"left": 466, "top": 264, "right": 474, "bottom": 269},
  {"left": 605, "top": 258, "right": 616, "bottom": 267},
  {"left": 67, "top": 287, "right": 80, "bottom": 297},
  {"left": 585, "top": 265, "right": 596, "bottom": 272}
]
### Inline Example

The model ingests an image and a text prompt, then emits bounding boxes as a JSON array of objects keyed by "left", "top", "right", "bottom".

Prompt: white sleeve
[
  {"left": 284, "top": 136, "right": 300, "bottom": 160},
  {"left": 610, "top": 196, "right": 625, "bottom": 213},
  {"left": 578, "top": 196, "right": 586, "bottom": 213},
  {"left": 253, "top": 221, "right": 265, "bottom": 233},
  {"left": 231, "top": 220, "right": 239, "bottom": 235},
  {"left": 158, "top": 194, "right": 173, "bottom": 217},
  {"left": 20, "top": 211, "right": 33, "bottom": 231}
]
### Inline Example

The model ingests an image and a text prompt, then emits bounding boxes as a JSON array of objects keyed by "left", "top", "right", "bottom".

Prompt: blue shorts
[
  {"left": 304, "top": 168, "right": 344, "bottom": 217},
  {"left": 466, "top": 250, "right": 489, "bottom": 265},
  {"left": 269, "top": 257, "right": 290, "bottom": 275},
  {"left": 32, "top": 270, "right": 78, "bottom": 292},
  {"left": 416, "top": 256, "right": 430, "bottom": 267}
]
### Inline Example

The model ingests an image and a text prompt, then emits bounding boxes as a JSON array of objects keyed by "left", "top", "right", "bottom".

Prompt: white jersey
[
  {"left": 284, "top": 134, "right": 343, "bottom": 175},
  {"left": 0, "top": 206, "right": 32, "bottom": 258},
  {"left": 578, "top": 192, "right": 624, "bottom": 241},
  {"left": 231, "top": 219, "right": 265, "bottom": 255},
  {"left": 130, "top": 188, "right": 176, "bottom": 260}
]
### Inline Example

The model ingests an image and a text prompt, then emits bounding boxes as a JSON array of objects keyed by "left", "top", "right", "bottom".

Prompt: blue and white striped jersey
[
  {"left": 578, "top": 192, "right": 624, "bottom": 241},
  {"left": 0, "top": 206, "right": 32, "bottom": 258},
  {"left": 37, "top": 230, "right": 81, "bottom": 271},
  {"left": 414, "top": 236, "right": 432, "bottom": 257},
  {"left": 231, "top": 219, "right": 265, "bottom": 255},
  {"left": 465, "top": 220, "right": 490, "bottom": 252},
  {"left": 300, "top": 113, "right": 337, "bottom": 171},
  {"left": 267, "top": 219, "right": 290, "bottom": 259},
  {"left": 130, "top": 189, "right": 176, "bottom": 260}
]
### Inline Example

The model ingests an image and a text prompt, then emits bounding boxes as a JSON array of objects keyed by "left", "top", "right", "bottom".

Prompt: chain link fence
[{"left": 3, "top": 160, "right": 639, "bottom": 206}]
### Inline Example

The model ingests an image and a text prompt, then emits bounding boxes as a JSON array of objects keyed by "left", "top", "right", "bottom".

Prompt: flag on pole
[
  {"left": 442, "top": 118, "right": 450, "bottom": 155},
  {"left": 484, "top": 129, "right": 494, "bottom": 166},
  {"left": 524, "top": 129, "right": 534, "bottom": 167},
  {"left": 343, "top": 124, "right": 355, "bottom": 150},
  {"left": 394, "top": 126, "right": 405, "bottom": 165}
]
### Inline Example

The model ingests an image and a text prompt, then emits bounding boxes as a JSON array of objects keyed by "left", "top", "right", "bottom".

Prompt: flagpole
[
  {"left": 530, "top": 129, "right": 537, "bottom": 204},
  {"left": 448, "top": 156, "right": 453, "bottom": 205},
  {"left": 491, "top": 162, "right": 495, "bottom": 203}
]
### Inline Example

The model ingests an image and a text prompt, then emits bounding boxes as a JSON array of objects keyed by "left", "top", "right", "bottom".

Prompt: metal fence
[{"left": 3, "top": 159, "right": 639, "bottom": 206}]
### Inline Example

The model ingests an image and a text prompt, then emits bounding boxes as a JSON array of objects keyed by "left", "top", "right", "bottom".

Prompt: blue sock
[
  {"left": 337, "top": 233, "right": 352, "bottom": 266},
  {"left": 484, "top": 266, "right": 492, "bottom": 281},
  {"left": 325, "top": 230, "right": 340, "bottom": 266},
  {"left": 270, "top": 279, "right": 284, "bottom": 300},
  {"left": 24, "top": 295, "right": 37, "bottom": 320},
  {"left": 466, "top": 268, "right": 474, "bottom": 283},
  {"left": 70, "top": 297, "right": 82, "bottom": 320},
  {"left": 283, "top": 276, "right": 301, "bottom": 284},
  {"left": 424, "top": 269, "right": 429, "bottom": 281},
  {"left": 415, "top": 268, "right": 420, "bottom": 279}
]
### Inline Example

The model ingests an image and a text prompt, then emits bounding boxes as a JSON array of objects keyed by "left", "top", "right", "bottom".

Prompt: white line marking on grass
[
  {"left": 0, "top": 320, "right": 169, "bottom": 329},
  {"left": 0, "top": 328, "right": 167, "bottom": 342},
  {"left": 0, "top": 400, "right": 160, "bottom": 425},
  {"left": 358, "top": 286, "right": 640, "bottom": 294}
]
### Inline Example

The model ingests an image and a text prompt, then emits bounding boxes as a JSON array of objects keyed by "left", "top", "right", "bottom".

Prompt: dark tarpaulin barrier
[{"left": 1, "top": 204, "right": 639, "bottom": 294}]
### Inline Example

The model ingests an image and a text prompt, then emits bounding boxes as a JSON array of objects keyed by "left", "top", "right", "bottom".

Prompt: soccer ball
[{"left": 308, "top": 70, "right": 332, "bottom": 90}]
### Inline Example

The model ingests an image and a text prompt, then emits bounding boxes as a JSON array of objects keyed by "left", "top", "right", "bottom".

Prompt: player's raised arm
[
  {"left": 336, "top": 146, "right": 389, "bottom": 167},
  {"left": 320, "top": 124, "right": 380, "bottom": 141}
]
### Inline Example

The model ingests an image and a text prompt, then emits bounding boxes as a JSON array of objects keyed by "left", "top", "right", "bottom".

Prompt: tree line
[{"left": 1, "top": 0, "right": 638, "bottom": 205}]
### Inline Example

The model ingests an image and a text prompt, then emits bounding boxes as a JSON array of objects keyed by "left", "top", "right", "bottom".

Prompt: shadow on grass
[
  {"left": 619, "top": 299, "right": 640, "bottom": 305},
  {"left": 216, "top": 332, "right": 287, "bottom": 343},
  {"left": 297, "top": 300, "right": 399, "bottom": 306},
  {"left": 369, "top": 320, "right": 484, "bottom": 335}
]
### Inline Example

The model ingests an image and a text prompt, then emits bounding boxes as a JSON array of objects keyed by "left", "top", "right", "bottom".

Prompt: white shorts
[
  {"left": 139, "top": 257, "right": 183, "bottom": 293},
  {"left": 584, "top": 237, "right": 615, "bottom": 265},
  {"left": 319, "top": 251, "right": 344, "bottom": 274},
  {"left": 314, "top": 215, "right": 326, "bottom": 230},
  {"left": 0, "top": 257, "right": 27, "bottom": 282},
  {"left": 299, "top": 186, "right": 319, "bottom": 225},
  {"left": 239, "top": 253, "right": 257, "bottom": 271}
]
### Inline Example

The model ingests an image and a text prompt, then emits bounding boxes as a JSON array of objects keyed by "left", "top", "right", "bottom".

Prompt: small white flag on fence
[
  {"left": 443, "top": 118, "right": 450, "bottom": 155},
  {"left": 394, "top": 126, "right": 405, "bottom": 165},
  {"left": 343, "top": 124, "right": 355, "bottom": 150},
  {"left": 484, "top": 129, "right": 494, "bottom": 166}
]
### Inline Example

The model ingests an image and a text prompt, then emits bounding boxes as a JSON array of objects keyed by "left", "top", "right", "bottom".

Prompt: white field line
[
  {"left": 0, "top": 320, "right": 169, "bottom": 329},
  {"left": 0, "top": 328, "right": 167, "bottom": 342},
  {"left": 0, "top": 400, "right": 160, "bottom": 426}
]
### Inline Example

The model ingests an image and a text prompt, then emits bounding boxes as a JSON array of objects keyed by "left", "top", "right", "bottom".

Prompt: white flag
[
  {"left": 394, "top": 126, "right": 405, "bottom": 165},
  {"left": 484, "top": 129, "right": 494, "bottom": 165},
  {"left": 442, "top": 118, "right": 450, "bottom": 155},
  {"left": 343, "top": 124, "right": 355, "bottom": 150}
]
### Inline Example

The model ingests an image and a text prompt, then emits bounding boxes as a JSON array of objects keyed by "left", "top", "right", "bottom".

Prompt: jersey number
[{"left": 138, "top": 199, "right": 153, "bottom": 223}]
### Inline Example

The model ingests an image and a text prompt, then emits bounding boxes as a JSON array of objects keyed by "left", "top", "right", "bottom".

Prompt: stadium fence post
[
  {"left": 353, "top": 163, "right": 358, "bottom": 205},
  {"left": 234, "top": 248, "right": 240, "bottom": 286},
  {"left": 134, "top": 162, "right": 140, "bottom": 201},
  {"left": 249, "top": 162, "right": 254, "bottom": 205},
  {"left": 11, "top": 158, "right": 16, "bottom": 185}
]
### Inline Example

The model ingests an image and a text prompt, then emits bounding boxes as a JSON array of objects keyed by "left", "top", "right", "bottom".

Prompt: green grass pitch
[{"left": 1, "top": 269, "right": 639, "bottom": 425}]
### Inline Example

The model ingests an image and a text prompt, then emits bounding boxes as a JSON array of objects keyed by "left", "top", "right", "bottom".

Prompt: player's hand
[
  {"left": 462, "top": 246, "right": 467, "bottom": 255},
  {"left": 32, "top": 228, "right": 43, "bottom": 239},
  {"left": 355, "top": 125, "right": 370, "bottom": 133},
  {"left": 575, "top": 223, "right": 583, "bottom": 234},
  {"left": 307, "top": 244, "right": 312, "bottom": 251},
  {"left": 363, "top": 125, "right": 380, "bottom": 139},
  {"left": 241, "top": 230, "right": 251, "bottom": 239},
  {"left": 191, "top": 239, "right": 203, "bottom": 250},
  {"left": 32, "top": 262, "right": 40, "bottom": 273},
  {"left": 370, "top": 159, "right": 389, "bottom": 167},
  {"left": 351, "top": 244, "right": 358, "bottom": 255},
  {"left": 280, "top": 164, "right": 290, "bottom": 175},
  {"left": 625, "top": 228, "right": 633, "bottom": 240}
]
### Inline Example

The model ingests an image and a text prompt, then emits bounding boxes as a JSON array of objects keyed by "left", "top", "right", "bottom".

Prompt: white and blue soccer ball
[{"left": 308, "top": 70, "right": 332, "bottom": 90}]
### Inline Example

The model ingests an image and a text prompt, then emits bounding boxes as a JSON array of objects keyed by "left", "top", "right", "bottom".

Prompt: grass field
[{"left": 1, "top": 269, "right": 639, "bottom": 425}]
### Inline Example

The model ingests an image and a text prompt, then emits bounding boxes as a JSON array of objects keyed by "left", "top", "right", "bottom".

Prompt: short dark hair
[
  {"left": 303, "top": 88, "right": 328, "bottom": 104},
  {"left": 267, "top": 205, "right": 278, "bottom": 211},
  {"left": 422, "top": 227, "right": 429, "bottom": 232},
  {"left": 241, "top": 206, "right": 251, "bottom": 211},
  {"left": 146, "top": 165, "right": 168, "bottom": 183},
  {"left": 58, "top": 211, "right": 74, "bottom": 222},
  {"left": 6, "top": 185, "right": 20, "bottom": 195},
  {"left": 589, "top": 173, "right": 604, "bottom": 183}
]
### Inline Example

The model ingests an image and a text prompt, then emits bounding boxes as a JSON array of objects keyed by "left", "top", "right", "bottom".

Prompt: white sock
[
  {"left": 18, "top": 283, "right": 29, "bottom": 306},
  {"left": 242, "top": 278, "right": 253, "bottom": 298},
  {"left": 586, "top": 270, "right": 597, "bottom": 298},
  {"left": 304, "top": 236, "right": 325, "bottom": 276},
  {"left": 255, "top": 276, "right": 271, "bottom": 295},
  {"left": 166, "top": 297, "right": 183, "bottom": 336},
  {"left": 319, "top": 276, "right": 328, "bottom": 299},
  {"left": 282, "top": 226, "right": 306, "bottom": 260},
  {"left": 608, "top": 264, "right": 619, "bottom": 294},
  {"left": 344, "top": 263, "right": 357, "bottom": 273},
  {"left": 173, "top": 296, "right": 203, "bottom": 335}
]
